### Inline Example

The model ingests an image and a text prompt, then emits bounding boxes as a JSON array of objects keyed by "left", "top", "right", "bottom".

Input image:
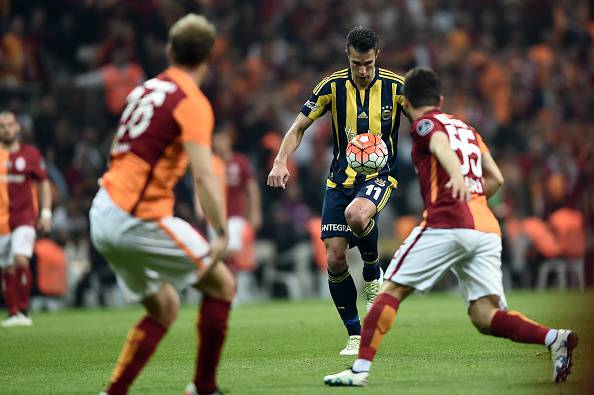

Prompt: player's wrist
[
  {"left": 214, "top": 226, "right": 227, "bottom": 238},
  {"left": 40, "top": 208, "right": 52, "bottom": 220},
  {"left": 273, "top": 157, "right": 287, "bottom": 166}
]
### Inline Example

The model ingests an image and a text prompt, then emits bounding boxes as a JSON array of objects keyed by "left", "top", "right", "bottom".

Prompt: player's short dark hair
[
  {"left": 346, "top": 26, "right": 378, "bottom": 53},
  {"left": 403, "top": 67, "right": 442, "bottom": 108},
  {"left": 168, "top": 14, "right": 216, "bottom": 67}
]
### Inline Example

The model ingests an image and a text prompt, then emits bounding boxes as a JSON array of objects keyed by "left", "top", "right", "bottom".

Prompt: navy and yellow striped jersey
[{"left": 300, "top": 67, "right": 405, "bottom": 188}]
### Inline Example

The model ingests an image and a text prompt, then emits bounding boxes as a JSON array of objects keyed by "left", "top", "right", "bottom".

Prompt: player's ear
[
  {"left": 439, "top": 95, "right": 444, "bottom": 107},
  {"left": 375, "top": 49, "right": 380, "bottom": 60}
]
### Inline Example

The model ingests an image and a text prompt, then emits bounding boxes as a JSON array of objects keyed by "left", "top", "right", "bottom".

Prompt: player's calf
[{"left": 193, "top": 261, "right": 235, "bottom": 394}]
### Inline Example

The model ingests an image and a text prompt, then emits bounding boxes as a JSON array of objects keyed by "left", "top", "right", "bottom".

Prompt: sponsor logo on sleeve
[
  {"left": 304, "top": 100, "right": 319, "bottom": 112},
  {"left": 416, "top": 119, "right": 434, "bottom": 136}
]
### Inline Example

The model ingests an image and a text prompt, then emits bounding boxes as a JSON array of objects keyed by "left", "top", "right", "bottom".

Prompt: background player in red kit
[
  {"left": 0, "top": 111, "right": 52, "bottom": 327},
  {"left": 90, "top": 14, "right": 234, "bottom": 395},
  {"left": 324, "top": 67, "right": 578, "bottom": 387},
  {"left": 212, "top": 125, "right": 262, "bottom": 271}
]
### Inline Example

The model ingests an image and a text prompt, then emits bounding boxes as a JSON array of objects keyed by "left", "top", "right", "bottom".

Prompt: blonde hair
[{"left": 169, "top": 13, "right": 216, "bottom": 66}]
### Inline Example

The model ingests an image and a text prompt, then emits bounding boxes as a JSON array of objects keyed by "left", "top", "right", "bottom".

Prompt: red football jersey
[
  {"left": 225, "top": 153, "right": 254, "bottom": 218},
  {"left": 0, "top": 144, "right": 48, "bottom": 233},
  {"left": 410, "top": 109, "right": 501, "bottom": 235},
  {"left": 102, "top": 66, "right": 214, "bottom": 220}
]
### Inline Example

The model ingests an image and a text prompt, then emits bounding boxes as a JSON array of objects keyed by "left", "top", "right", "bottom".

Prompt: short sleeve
[
  {"left": 29, "top": 147, "right": 48, "bottom": 180},
  {"left": 300, "top": 78, "right": 333, "bottom": 120},
  {"left": 173, "top": 96, "right": 214, "bottom": 146},
  {"left": 411, "top": 117, "right": 446, "bottom": 151},
  {"left": 475, "top": 132, "right": 490, "bottom": 154}
]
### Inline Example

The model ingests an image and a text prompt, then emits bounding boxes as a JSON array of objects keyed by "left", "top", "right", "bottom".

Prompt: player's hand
[
  {"left": 445, "top": 177, "right": 471, "bottom": 202},
  {"left": 209, "top": 234, "right": 228, "bottom": 264},
  {"left": 37, "top": 217, "right": 51, "bottom": 234},
  {"left": 267, "top": 162, "right": 290, "bottom": 189}
]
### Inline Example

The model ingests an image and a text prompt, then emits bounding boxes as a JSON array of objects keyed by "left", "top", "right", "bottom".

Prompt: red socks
[
  {"left": 194, "top": 297, "right": 232, "bottom": 394},
  {"left": 104, "top": 297, "right": 232, "bottom": 395},
  {"left": 16, "top": 265, "right": 32, "bottom": 313},
  {"left": 490, "top": 310, "right": 549, "bottom": 345},
  {"left": 358, "top": 293, "right": 400, "bottom": 361},
  {"left": 107, "top": 316, "right": 167, "bottom": 395},
  {"left": 2, "top": 269, "right": 19, "bottom": 316},
  {"left": 1, "top": 266, "right": 32, "bottom": 316}
]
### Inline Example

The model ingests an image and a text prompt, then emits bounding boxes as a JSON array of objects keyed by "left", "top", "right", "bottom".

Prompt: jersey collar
[{"left": 348, "top": 67, "right": 379, "bottom": 90}]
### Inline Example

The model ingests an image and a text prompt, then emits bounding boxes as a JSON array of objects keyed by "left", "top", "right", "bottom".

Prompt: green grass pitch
[{"left": 1, "top": 290, "right": 593, "bottom": 394}]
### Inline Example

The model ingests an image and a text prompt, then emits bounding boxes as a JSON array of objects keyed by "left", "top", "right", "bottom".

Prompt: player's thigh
[
  {"left": 384, "top": 227, "right": 466, "bottom": 293},
  {"left": 10, "top": 225, "right": 36, "bottom": 261},
  {"left": 321, "top": 186, "right": 353, "bottom": 240},
  {"left": 90, "top": 189, "right": 211, "bottom": 302},
  {"left": 353, "top": 177, "right": 394, "bottom": 215},
  {"left": 451, "top": 230, "right": 507, "bottom": 310}
]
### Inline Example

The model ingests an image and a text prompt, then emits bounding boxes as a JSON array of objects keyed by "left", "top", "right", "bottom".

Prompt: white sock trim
[
  {"left": 545, "top": 329, "right": 558, "bottom": 347},
  {"left": 352, "top": 358, "right": 371, "bottom": 373}
]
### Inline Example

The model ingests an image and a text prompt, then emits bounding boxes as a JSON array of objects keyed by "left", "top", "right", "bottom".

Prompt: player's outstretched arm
[
  {"left": 481, "top": 151, "right": 504, "bottom": 198},
  {"left": 267, "top": 113, "right": 313, "bottom": 189},
  {"left": 429, "top": 132, "right": 471, "bottom": 202},
  {"left": 185, "top": 142, "right": 228, "bottom": 262}
]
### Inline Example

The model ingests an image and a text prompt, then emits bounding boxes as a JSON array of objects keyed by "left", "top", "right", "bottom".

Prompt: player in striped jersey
[
  {"left": 268, "top": 26, "right": 407, "bottom": 355},
  {"left": 324, "top": 67, "right": 578, "bottom": 387}
]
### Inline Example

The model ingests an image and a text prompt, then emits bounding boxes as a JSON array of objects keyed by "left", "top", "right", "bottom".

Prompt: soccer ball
[{"left": 346, "top": 132, "right": 388, "bottom": 175}]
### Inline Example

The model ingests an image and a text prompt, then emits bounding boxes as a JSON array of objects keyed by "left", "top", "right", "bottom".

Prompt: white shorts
[
  {"left": 0, "top": 225, "right": 36, "bottom": 267},
  {"left": 89, "top": 188, "right": 212, "bottom": 302},
  {"left": 384, "top": 226, "right": 507, "bottom": 309},
  {"left": 208, "top": 216, "right": 248, "bottom": 252}
]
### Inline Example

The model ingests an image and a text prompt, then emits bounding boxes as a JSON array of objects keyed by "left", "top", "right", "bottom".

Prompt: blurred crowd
[{"left": 1, "top": 0, "right": 593, "bottom": 304}]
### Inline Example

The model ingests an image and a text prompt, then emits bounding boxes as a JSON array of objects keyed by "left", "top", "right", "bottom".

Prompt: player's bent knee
[
  {"left": 469, "top": 295, "right": 500, "bottom": 334},
  {"left": 470, "top": 316, "right": 492, "bottom": 334},
  {"left": 199, "top": 261, "right": 236, "bottom": 301},
  {"left": 344, "top": 208, "right": 367, "bottom": 233},
  {"left": 326, "top": 249, "right": 347, "bottom": 273},
  {"left": 143, "top": 284, "right": 180, "bottom": 328},
  {"left": 469, "top": 308, "right": 496, "bottom": 334},
  {"left": 380, "top": 281, "right": 414, "bottom": 302}
]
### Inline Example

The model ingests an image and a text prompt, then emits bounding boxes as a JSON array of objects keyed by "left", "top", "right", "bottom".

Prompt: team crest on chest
[
  {"left": 381, "top": 105, "right": 392, "bottom": 121},
  {"left": 374, "top": 178, "right": 386, "bottom": 187},
  {"left": 15, "top": 157, "right": 26, "bottom": 172},
  {"left": 416, "top": 119, "right": 434, "bottom": 136}
]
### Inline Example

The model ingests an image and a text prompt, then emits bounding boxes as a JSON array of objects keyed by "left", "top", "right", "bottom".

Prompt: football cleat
[
  {"left": 324, "top": 368, "right": 369, "bottom": 386},
  {"left": 183, "top": 383, "right": 223, "bottom": 395},
  {"left": 549, "top": 329, "right": 578, "bottom": 383},
  {"left": 1, "top": 312, "right": 32, "bottom": 327},
  {"left": 363, "top": 270, "right": 383, "bottom": 312},
  {"left": 339, "top": 335, "right": 361, "bottom": 356}
]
